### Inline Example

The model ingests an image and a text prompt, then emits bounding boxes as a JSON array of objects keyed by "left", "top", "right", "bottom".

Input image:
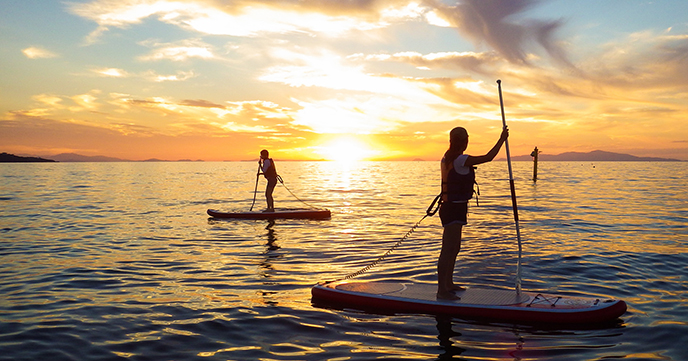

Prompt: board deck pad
[
  {"left": 335, "top": 282, "right": 530, "bottom": 305},
  {"left": 312, "top": 281, "right": 627, "bottom": 324}
]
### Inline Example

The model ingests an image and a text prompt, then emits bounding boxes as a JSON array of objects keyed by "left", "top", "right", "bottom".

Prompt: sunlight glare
[{"left": 320, "top": 137, "right": 376, "bottom": 163}]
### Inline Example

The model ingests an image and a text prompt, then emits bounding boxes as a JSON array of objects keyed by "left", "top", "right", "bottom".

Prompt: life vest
[
  {"left": 442, "top": 160, "right": 477, "bottom": 202},
  {"left": 263, "top": 158, "right": 277, "bottom": 179}
]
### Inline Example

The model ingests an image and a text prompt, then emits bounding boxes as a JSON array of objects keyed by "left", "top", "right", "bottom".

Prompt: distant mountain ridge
[
  {"left": 49, "top": 153, "right": 203, "bottom": 162},
  {"left": 50, "top": 153, "right": 126, "bottom": 162},
  {"left": 509, "top": 150, "right": 682, "bottom": 162},
  {"left": 2, "top": 150, "right": 682, "bottom": 162}
]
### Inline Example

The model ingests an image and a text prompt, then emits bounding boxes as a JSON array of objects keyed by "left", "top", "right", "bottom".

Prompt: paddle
[
  {"left": 249, "top": 161, "right": 261, "bottom": 211},
  {"left": 497, "top": 79, "right": 523, "bottom": 294}
]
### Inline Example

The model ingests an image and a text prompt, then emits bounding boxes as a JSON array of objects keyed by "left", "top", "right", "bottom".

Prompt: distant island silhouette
[
  {"left": 1, "top": 150, "right": 683, "bottom": 162},
  {"left": 0, "top": 152, "right": 207, "bottom": 162},
  {"left": 506, "top": 150, "right": 682, "bottom": 162},
  {"left": 1, "top": 152, "right": 56, "bottom": 162}
]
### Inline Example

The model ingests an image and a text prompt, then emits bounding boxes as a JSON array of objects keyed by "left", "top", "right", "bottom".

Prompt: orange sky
[{"left": 2, "top": 1, "right": 687, "bottom": 161}]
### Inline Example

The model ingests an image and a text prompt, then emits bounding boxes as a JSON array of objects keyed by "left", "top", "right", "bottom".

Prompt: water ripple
[{"left": 0, "top": 161, "right": 687, "bottom": 360}]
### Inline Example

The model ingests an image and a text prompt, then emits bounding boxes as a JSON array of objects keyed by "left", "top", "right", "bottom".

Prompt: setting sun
[{"left": 319, "top": 137, "right": 377, "bottom": 162}]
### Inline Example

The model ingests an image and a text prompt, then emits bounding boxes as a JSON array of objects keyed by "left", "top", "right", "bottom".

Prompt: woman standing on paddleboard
[
  {"left": 437, "top": 126, "right": 509, "bottom": 300},
  {"left": 258, "top": 149, "right": 278, "bottom": 212}
]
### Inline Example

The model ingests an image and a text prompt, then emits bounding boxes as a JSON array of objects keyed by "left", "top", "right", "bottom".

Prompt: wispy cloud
[
  {"left": 350, "top": 50, "right": 502, "bottom": 74},
  {"left": 148, "top": 70, "right": 195, "bottom": 82},
  {"left": 92, "top": 67, "right": 128, "bottom": 77},
  {"left": 69, "top": 0, "right": 573, "bottom": 68},
  {"left": 22, "top": 47, "right": 58, "bottom": 59},
  {"left": 427, "top": 0, "right": 570, "bottom": 66},
  {"left": 90, "top": 67, "right": 195, "bottom": 82},
  {"left": 138, "top": 39, "right": 215, "bottom": 61},
  {"left": 68, "top": 0, "right": 404, "bottom": 41},
  {"left": 580, "top": 29, "right": 688, "bottom": 91},
  {"left": 70, "top": 91, "right": 102, "bottom": 112},
  {"left": 34, "top": 94, "right": 65, "bottom": 108}
]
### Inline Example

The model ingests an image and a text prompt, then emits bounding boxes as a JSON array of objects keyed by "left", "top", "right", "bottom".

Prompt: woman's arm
[{"left": 464, "top": 127, "right": 509, "bottom": 167}]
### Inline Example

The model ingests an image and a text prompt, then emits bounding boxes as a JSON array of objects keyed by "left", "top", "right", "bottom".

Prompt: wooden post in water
[{"left": 530, "top": 146, "right": 540, "bottom": 182}]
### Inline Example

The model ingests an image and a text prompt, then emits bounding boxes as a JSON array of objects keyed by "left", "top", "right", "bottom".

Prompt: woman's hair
[
  {"left": 260, "top": 149, "right": 269, "bottom": 157},
  {"left": 443, "top": 127, "right": 468, "bottom": 165}
]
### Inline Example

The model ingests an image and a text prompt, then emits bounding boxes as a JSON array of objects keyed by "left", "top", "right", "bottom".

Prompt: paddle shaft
[
  {"left": 497, "top": 79, "right": 523, "bottom": 294},
  {"left": 249, "top": 161, "right": 261, "bottom": 211}
]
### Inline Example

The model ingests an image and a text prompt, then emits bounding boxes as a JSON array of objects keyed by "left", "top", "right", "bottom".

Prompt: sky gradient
[{"left": 2, "top": 0, "right": 687, "bottom": 161}]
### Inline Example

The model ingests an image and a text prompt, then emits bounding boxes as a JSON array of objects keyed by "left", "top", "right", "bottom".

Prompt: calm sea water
[{"left": 1, "top": 161, "right": 686, "bottom": 360}]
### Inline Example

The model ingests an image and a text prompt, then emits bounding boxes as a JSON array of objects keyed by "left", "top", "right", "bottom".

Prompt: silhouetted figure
[
  {"left": 258, "top": 149, "right": 277, "bottom": 212},
  {"left": 437, "top": 126, "right": 508, "bottom": 300}
]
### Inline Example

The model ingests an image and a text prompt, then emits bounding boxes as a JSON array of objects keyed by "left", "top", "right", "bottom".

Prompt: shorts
[{"left": 439, "top": 201, "right": 468, "bottom": 227}]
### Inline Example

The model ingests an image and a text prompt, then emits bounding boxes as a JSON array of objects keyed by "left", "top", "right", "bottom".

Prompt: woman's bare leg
[{"left": 437, "top": 222, "right": 464, "bottom": 299}]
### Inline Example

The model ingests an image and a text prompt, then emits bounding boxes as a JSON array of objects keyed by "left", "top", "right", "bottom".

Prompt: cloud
[
  {"left": 34, "top": 94, "right": 65, "bottom": 108},
  {"left": 254, "top": 46, "right": 538, "bottom": 135},
  {"left": 68, "top": 0, "right": 408, "bottom": 41},
  {"left": 181, "top": 2, "right": 390, "bottom": 36},
  {"left": 221, "top": 100, "right": 293, "bottom": 123},
  {"left": 70, "top": 91, "right": 103, "bottom": 112},
  {"left": 6, "top": 90, "right": 303, "bottom": 142},
  {"left": 92, "top": 67, "right": 129, "bottom": 77},
  {"left": 259, "top": 49, "right": 441, "bottom": 102},
  {"left": 218, "top": 122, "right": 275, "bottom": 133},
  {"left": 70, "top": 0, "right": 571, "bottom": 66},
  {"left": 9, "top": 94, "right": 66, "bottom": 117},
  {"left": 70, "top": 0, "right": 575, "bottom": 73},
  {"left": 138, "top": 39, "right": 215, "bottom": 61},
  {"left": 427, "top": 0, "right": 569, "bottom": 65},
  {"left": 21, "top": 0, "right": 687, "bottom": 161},
  {"left": 103, "top": 94, "right": 296, "bottom": 134},
  {"left": 180, "top": 99, "right": 225, "bottom": 108},
  {"left": 350, "top": 50, "right": 502, "bottom": 74},
  {"left": 22, "top": 47, "right": 58, "bottom": 59},
  {"left": 570, "top": 29, "right": 688, "bottom": 94},
  {"left": 90, "top": 67, "right": 195, "bottom": 82},
  {"left": 0, "top": 114, "right": 275, "bottom": 160},
  {"left": 147, "top": 70, "right": 196, "bottom": 82}
]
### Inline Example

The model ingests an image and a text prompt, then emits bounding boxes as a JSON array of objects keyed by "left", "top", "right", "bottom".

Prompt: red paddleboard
[
  {"left": 207, "top": 208, "right": 331, "bottom": 220},
  {"left": 312, "top": 281, "right": 627, "bottom": 325}
]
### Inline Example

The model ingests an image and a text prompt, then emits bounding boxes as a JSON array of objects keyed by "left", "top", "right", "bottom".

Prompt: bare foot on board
[{"left": 436, "top": 291, "right": 461, "bottom": 301}]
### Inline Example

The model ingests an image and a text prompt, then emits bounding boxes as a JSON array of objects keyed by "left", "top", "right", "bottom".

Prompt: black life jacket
[
  {"left": 442, "top": 160, "right": 477, "bottom": 202},
  {"left": 263, "top": 158, "right": 277, "bottom": 179}
]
